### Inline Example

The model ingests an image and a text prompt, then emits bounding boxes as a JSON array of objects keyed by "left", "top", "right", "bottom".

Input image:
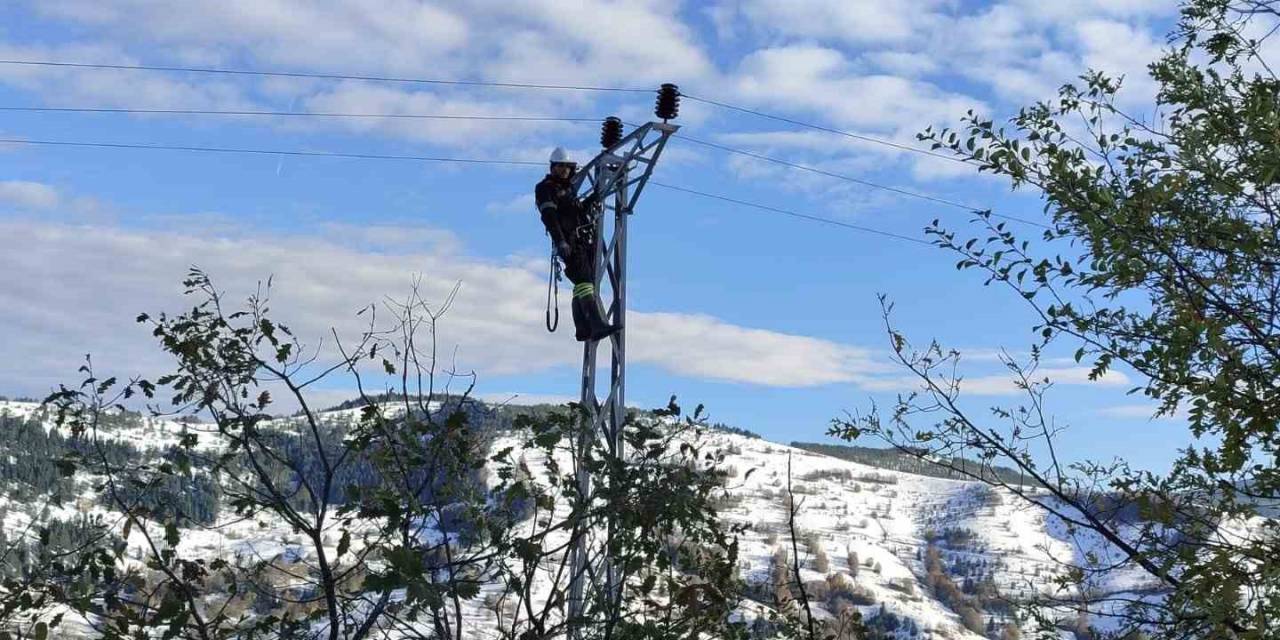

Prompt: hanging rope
[{"left": 546, "top": 240, "right": 561, "bottom": 332}]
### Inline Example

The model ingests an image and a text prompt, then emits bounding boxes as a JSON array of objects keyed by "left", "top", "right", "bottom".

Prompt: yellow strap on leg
[{"left": 573, "top": 283, "right": 595, "bottom": 298}]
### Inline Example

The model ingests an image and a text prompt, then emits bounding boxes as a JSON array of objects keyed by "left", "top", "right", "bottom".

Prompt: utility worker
[{"left": 535, "top": 147, "right": 619, "bottom": 342}]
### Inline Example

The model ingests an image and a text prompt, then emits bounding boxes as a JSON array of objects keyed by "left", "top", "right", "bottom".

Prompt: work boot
[
  {"left": 571, "top": 297, "right": 591, "bottom": 341},
  {"left": 582, "top": 297, "right": 620, "bottom": 342},
  {"left": 571, "top": 282, "right": 620, "bottom": 342}
]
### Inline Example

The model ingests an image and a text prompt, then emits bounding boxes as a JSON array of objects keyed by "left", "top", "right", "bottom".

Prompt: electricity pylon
[{"left": 564, "top": 86, "right": 679, "bottom": 637}]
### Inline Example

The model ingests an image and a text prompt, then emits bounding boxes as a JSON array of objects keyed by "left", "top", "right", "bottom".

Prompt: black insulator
[
  {"left": 655, "top": 83, "right": 680, "bottom": 121},
  {"left": 601, "top": 116, "right": 623, "bottom": 148}
]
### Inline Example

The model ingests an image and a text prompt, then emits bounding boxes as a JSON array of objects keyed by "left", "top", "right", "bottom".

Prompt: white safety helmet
[{"left": 549, "top": 147, "right": 574, "bottom": 166}]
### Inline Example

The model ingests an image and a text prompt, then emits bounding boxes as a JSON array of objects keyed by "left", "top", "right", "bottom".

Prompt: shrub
[
  {"left": 886, "top": 577, "right": 915, "bottom": 595},
  {"left": 803, "top": 578, "right": 830, "bottom": 601},
  {"left": 808, "top": 536, "right": 830, "bottom": 573},
  {"left": 798, "top": 468, "right": 853, "bottom": 482},
  {"left": 826, "top": 572, "right": 876, "bottom": 607},
  {"left": 958, "top": 605, "right": 984, "bottom": 633},
  {"left": 857, "top": 472, "right": 898, "bottom": 485}
]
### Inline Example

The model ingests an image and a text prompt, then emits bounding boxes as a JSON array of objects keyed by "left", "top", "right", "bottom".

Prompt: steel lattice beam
[{"left": 565, "top": 121, "right": 677, "bottom": 637}]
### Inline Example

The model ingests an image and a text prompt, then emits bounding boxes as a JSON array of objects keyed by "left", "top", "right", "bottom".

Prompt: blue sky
[{"left": 0, "top": 0, "right": 1198, "bottom": 471}]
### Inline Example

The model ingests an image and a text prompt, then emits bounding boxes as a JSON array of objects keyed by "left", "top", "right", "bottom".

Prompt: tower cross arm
[{"left": 571, "top": 121, "right": 679, "bottom": 209}]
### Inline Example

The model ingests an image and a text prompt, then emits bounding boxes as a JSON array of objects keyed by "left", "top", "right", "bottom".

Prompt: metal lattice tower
[{"left": 564, "top": 117, "right": 678, "bottom": 636}]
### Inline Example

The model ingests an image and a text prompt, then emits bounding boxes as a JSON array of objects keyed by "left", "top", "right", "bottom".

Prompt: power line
[
  {"left": 650, "top": 182, "right": 933, "bottom": 246},
  {"left": 0, "top": 135, "right": 932, "bottom": 245},
  {"left": 678, "top": 135, "right": 966, "bottom": 208},
  {"left": 0, "top": 59, "right": 650, "bottom": 93},
  {"left": 674, "top": 134, "right": 1049, "bottom": 229},
  {"left": 0, "top": 106, "right": 601, "bottom": 123},
  {"left": 4, "top": 58, "right": 979, "bottom": 165},
  {"left": 680, "top": 93, "right": 966, "bottom": 164},
  {"left": 10, "top": 104, "right": 1046, "bottom": 229},
  {"left": 0, "top": 138, "right": 542, "bottom": 166},
  {"left": 3, "top": 58, "right": 971, "bottom": 167}
]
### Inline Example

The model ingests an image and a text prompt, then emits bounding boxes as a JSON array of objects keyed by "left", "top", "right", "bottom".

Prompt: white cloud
[
  {"left": 299, "top": 82, "right": 590, "bottom": 150},
  {"left": 0, "top": 180, "right": 107, "bottom": 219},
  {"left": 1075, "top": 19, "right": 1165, "bottom": 104},
  {"left": 716, "top": 44, "right": 994, "bottom": 181},
  {"left": 0, "top": 42, "right": 255, "bottom": 110},
  {"left": 857, "top": 364, "right": 1133, "bottom": 396},
  {"left": 716, "top": 0, "right": 1173, "bottom": 115},
  {"left": 961, "top": 366, "right": 1131, "bottom": 396},
  {"left": 732, "top": 46, "right": 988, "bottom": 134},
  {"left": 936, "top": 2, "right": 1173, "bottom": 107},
  {"left": 479, "top": 0, "right": 712, "bottom": 86},
  {"left": 32, "top": 0, "right": 470, "bottom": 74},
  {"left": 630, "top": 312, "right": 891, "bottom": 387},
  {"left": 0, "top": 217, "right": 901, "bottom": 396},
  {"left": 1008, "top": 0, "right": 1172, "bottom": 25},
  {"left": 23, "top": 0, "right": 711, "bottom": 89},
  {"left": 0, "top": 181, "right": 60, "bottom": 209},
  {"left": 716, "top": 130, "right": 894, "bottom": 159},
  {"left": 731, "top": 0, "right": 948, "bottom": 45},
  {"left": 316, "top": 222, "right": 463, "bottom": 255},
  {"left": 4, "top": 0, "right": 710, "bottom": 155},
  {"left": 2, "top": 0, "right": 1178, "bottom": 188},
  {"left": 863, "top": 51, "right": 940, "bottom": 77}
]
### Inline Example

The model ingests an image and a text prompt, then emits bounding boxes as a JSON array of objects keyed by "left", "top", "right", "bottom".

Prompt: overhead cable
[
  {"left": 0, "top": 136, "right": 932, "bottom": 246},
  {"left": 650, "top": 182, "right": 933, "bottom": 246},
  {"left": 8, "top": 105, "right": 1044, "bottom": 227},
  {"left": 675, "top": 134, "right": 1049, "bottom": 229},
  {"left": 2, "top": 58, "right": 972, "bottom": 163},
  {"left": 0, "top": 106, "right": 600, "bottom": 123},
  {"left": 680, "top": 93, "right": 967, "bottom": 164},
  {"left": 0, "top": 59, "right": 649, "bottom": 93},
  {"left": 0, "top": 137, "right": 542, "bottom": 166}
]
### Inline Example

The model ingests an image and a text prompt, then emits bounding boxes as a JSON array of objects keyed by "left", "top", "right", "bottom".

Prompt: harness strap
[{"left": 545, "top": 240, "right": 560, "bottom": 332}]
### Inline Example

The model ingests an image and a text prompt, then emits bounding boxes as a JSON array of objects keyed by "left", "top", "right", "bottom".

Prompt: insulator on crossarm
[
  {"left": 601, "top": 116, "right": 623, "bottom": 148},
  {"left": 655, "top": 83, "right": 680, "bottom": 121}
]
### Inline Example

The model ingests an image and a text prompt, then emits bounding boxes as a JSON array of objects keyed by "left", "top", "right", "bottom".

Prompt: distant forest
[{"left": 791, "top": 442, "right": 1037, "bottom": 486}]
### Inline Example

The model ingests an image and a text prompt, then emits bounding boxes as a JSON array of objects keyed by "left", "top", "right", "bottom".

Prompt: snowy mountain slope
[
  {"left": 704, "top": 433, "right": 1102, "bottom": 638},
  {"left": 0, "top": 399, "right": 1150, "bottom": 639}
]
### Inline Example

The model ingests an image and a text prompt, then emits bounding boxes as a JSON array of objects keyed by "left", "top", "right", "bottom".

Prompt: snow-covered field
[{"left": 0, "top": 399, "right": 1162, "bottom": 639}]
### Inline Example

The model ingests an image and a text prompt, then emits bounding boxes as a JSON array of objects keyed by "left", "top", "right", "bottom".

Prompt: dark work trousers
[{"left": 563, "top": 231, "right": 596, "bottom": 285}]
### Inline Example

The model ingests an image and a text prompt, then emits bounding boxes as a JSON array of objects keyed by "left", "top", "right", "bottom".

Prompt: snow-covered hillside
[
  {"left": 0, "top": 399, "right": 1150, "bottom": 639},
  {"left": 701, "top": 432, "right": 1159, "bottom": 639}
]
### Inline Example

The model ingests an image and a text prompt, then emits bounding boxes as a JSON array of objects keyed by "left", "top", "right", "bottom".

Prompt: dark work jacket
[{"left": 534, "top": 174, "right": 597, "bottom": 247}]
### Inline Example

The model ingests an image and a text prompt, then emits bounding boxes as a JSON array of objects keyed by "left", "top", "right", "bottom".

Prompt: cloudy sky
[{"left": 0, "top": 0, "right": 1197, "bottom": 470}]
